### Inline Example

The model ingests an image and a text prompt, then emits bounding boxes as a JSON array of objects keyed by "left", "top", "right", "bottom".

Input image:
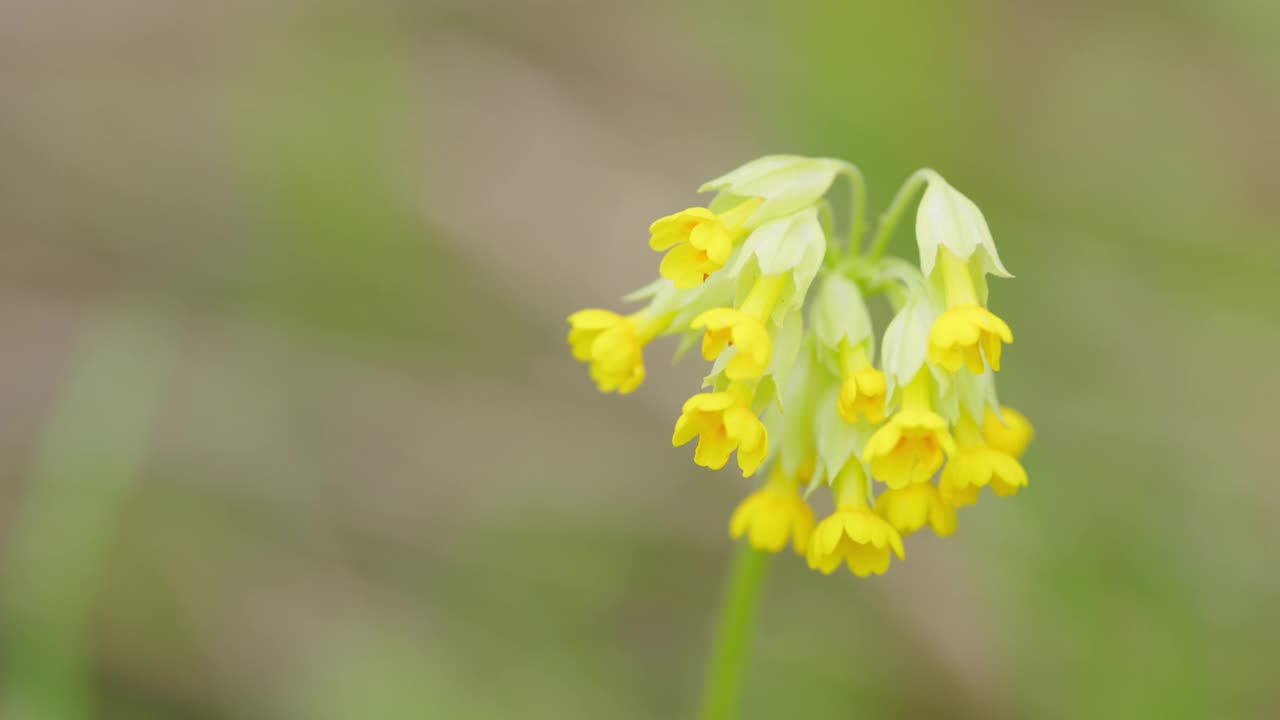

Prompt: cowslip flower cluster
[{"left": 567, "top": 156, "right": 1034, "bottom": 577}]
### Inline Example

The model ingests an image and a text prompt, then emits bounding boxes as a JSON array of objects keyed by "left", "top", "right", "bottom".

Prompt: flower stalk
[
  {"left": 564, "top": 153, "right": 1037, "bottom": 717},
  {"left": 867, "top": 167, "right": 933, "bottom": 260},
  {"left": 697, "top": 542, "right": 771, "bottom": 720}
]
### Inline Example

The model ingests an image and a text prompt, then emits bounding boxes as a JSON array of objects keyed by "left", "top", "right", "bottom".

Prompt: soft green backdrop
[{"left": 1, "top": 0, "right": 1277, "bottom": 718}]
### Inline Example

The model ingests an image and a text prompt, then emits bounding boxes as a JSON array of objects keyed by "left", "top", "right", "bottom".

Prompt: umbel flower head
[{"left": 567, "top": 156, "right": 1035, "bottom": 578}]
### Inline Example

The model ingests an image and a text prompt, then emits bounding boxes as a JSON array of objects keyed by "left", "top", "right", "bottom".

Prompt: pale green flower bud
[
  {"left": 936, "top": 367, "right": 1000, "bottom": 424},
  {"left": 813, "top": 380, "right": 866, "bottom": 488},
  {"left": 809, "top": 272, "right": 875, "bottom": 359},
  {"left": 880, "top": 292, "right": 936, "bottom": 395},
  {"left": 727, "top": 208, "right": 826, "bottom": 320},
  {"left": 760, "top": 340, "right": 828, "bottom": 482},
  {"left": 914, "top": 171, "right": 1012, "bottom": 294},
  {"left": 701, "top": 155, "right": 850, "bottom": 229},
  {"left": 764, "top": 309, "right": 805, "bottom": 394}
]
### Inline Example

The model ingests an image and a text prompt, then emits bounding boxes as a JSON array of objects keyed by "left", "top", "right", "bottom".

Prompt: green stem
[
  {"left": 697, "top": 541, "right": 771, "bottom": 720},
  {"left": 842, "top": 165, "right": 868, "bottom": 255},
  {"left": 866, "top": 168, "right": 934, "bottom": 260},
  {"left": 817, "top": 200, "right": 840, "bottom": 266}
]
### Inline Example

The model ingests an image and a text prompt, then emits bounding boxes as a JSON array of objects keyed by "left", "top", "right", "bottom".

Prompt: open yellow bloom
[
  {"left": 807, "top": 461, "right": 904, "bottom": 577},
  {"left": 928, "top": 247, "right": 1012, "bottom": 374},
  {"left": 940, "top": 448, "right": 1027, "bottom": 506},
  {"left": 649, "top": 198, "right": 763, "bottom": 289},
  {"left": 730, "top": 463, "right": 816, "bottom": 555},
  {"left": 983, "top": 406, "right": 1034, "bottom": 458},
  {"left": 939, "top": 412, "right": 1028, "bottom": 507},
  {"left": 875, "top": 482, "right": 956, "bottom": 537},
  {"left": 837, "top": 341, "right": 886, "bottom": 424},
  {"left": 862, "top": 371, "right": 956, "bottom": 489},
  {"left": 692, "top": 274, "right": 788, "bottom": 380},
  {"left": 672, "top": 382, "right": 768, "bottom": 477},
  {"left": 929, "top": 305, "right": 1013, "bottom": 373},
  {"left": 691, "top": 309, "right": 771, "bottom": 380},
  {"left": 567, "top": 309, "right": 671, "bottom": 394},
  {"left": 808, "top": 508, "right": 903, "bottom": 576}
]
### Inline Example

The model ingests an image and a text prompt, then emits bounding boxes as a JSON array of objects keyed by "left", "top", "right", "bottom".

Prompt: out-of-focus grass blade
[{"left": 2, "top": 310, "right": 176, "bottom": 720}]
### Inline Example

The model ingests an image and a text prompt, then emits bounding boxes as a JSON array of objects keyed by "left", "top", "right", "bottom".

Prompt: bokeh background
[{"left": 2, "top": 0, "right": 1278, "bottom": 717}]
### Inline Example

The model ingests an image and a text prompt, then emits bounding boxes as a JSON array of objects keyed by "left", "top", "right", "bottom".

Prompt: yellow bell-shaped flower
[
  {"left": 691, "top": 274, "right": 788, "bottom": 380},
  {"left": 649, "top": 199, "right": 762, "bottom": 289},
  {"left": 837, "top": 341, "right": 886, "bottom": 424},
  {"left": 875, "top": 481, "right": 956, "bottom": 537},
  {"left": 862, "top": 370, "right": 957, "bottom": 488},
  {"left": 806, "top": 460, "right": 904, "bottom": 577},
  {"left": 939, "top": 411, "right": 1028, "bottom": 507},
  {"left": 672, "top": 382, "right": 769, "bottom": 477},
  {"left": 566, "top": 309, "right": 671, "bottom": 394},
  {"left": 927, "top": 248, "right": 1013, "bottom": 374},
  {"left": 730, "top": 463, "right": 817, "bottom": 555}
]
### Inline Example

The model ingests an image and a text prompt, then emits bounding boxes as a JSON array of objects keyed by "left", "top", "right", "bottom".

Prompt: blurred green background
[{"left": 2, "top": 0, "right": 1278, "bottom": 718}]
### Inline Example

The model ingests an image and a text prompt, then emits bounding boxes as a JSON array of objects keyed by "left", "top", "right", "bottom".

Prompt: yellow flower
[
  {"left": 691, "top": 274, "right": 789, "bottom": 380},
  {"left": 940, "top": 448, "right": 1027, "bottom": 506},
  {"left": 875, "top": 482, "right": 956, "bottom": 537},
  {"left": 927, "top": 247, "right": 1013, "bottom": 374},
  {"left": 730, "top": 464, "right": 816, "bottom": 555},
  {"left": 567, "top": 309, "right": 671, "bottom": 394},
  {"left": 862, "top": 371, "right": 956, "bottom": 489},
  {"left": 983, "top": 406, "right": 1034, "bottom": 458},
  {"left": 672, "top": 382, "right": 768, "bottom": 477},
  {"left": 808, "top": 507, "right": 904, "bottom": 576},
  {"left": 649, "top": 199, "right": 763, "bottom": 289},
  {"left": 929, "top": 305, "right": 1013, "bottom": 374},
  {"left": 807, "top": 461, "right": 904, "bottom": 577},
  {"left": 939, "top": 412, "right": 1028, "bottom": 507},
  {"left": 837, "top": 341, "right": 886, "bottom": 424}
]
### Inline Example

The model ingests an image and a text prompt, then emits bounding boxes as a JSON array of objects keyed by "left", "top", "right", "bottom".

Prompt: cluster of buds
[{"left": 568, "top": 156, "right": 1034, "bottom": 577}]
